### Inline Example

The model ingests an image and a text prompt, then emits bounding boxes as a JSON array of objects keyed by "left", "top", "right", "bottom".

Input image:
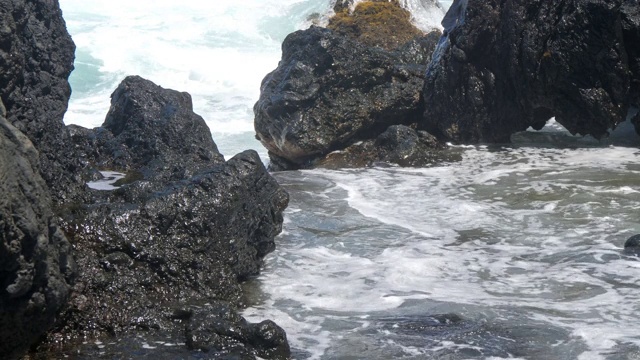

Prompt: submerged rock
[
  {"left": 52, "top": 77, "right": 289, "bottom": 359},
  {"left": 423, "top": 0, "right": 639, "bottom": 143},
  {"left": 624, "top": 234, "right": 640, "bottom": 255},
  {"left": 317, "top": 124, "right": 458, "bottom": 168},
  {"left": 0, "top": 0, "right": 86, "bottom": 204},
  {"left": 181, "top": 302, "right": 290, "bottom": 359},
  {"left": 255, "top": 0, "right": 444, "bottom": 170},
  {"left": 0, "top": 110, "right": 76, "bottom": 358}
]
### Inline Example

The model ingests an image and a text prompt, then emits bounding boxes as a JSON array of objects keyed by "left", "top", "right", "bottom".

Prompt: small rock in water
[{"left": 624, "top": 234, "right": 640, "bottom": 255}]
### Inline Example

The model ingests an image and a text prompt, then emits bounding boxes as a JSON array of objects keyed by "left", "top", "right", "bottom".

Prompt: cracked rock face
[
  {"left": 0, "top": 109, "right": 76, "bottom": 359},
  {"left": 423, "top": 0, "right": 640, "bottom": 143},
  {"left": 56, "top": 77, "right": 290, "bottom": 358},
  {"left": 254, "top": 25, "right": 443, "bottom": 170},
  {"left": 0, "top": 0, "right": 86, "bottom": 204}
]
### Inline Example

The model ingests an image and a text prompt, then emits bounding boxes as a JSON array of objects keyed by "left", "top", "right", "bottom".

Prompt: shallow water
[{"left": 243, "top": 123, "right": 640, "bottom": 359}]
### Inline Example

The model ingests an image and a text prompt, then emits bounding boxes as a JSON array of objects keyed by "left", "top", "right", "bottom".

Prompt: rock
[
  {"left": 423, "top": 0, "right": 636, "bottom": 143},
  {"left": 317, "top": 124, "right": 459, "bottom": 168},
  {"left": 182, "top": 302, "right": 290, "bottom": 359},
  {"left": 622, "top": 1, "right": 640, "bottom": 107},
  {"left": 0, "top": 111, "right": 76, "bottom": 359},
  {"left": 69, "top": 76, "right": 225, "bottom": 182},
  {"left": 254, "top": 23, "right": 442, "bottom": 170},
  {"left": 624, "top": 234, "right": 640, "bottom": 254},
  {"left": 328, "top": 0, "right": 424, "bottom": 50},
  {"left": 0, "top": 0, "right": 86, "bottom": 204},
  {"left": 50, "top": 78, "right": 289, "bottom": 357}
]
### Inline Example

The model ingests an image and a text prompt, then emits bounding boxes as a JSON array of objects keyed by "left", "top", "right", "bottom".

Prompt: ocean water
[{"left": 59, "top": 1, "right": 640, "bottom": 359}]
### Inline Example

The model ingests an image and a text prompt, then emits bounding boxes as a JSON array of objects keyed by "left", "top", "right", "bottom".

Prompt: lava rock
[
  {"left": 0, "top": 111, "right": 76, "bottom": 359},
  {"left": 52, "top": 78, "right": 290, "bottom": 356},
  {"left": 622, "top": 1, "right": 640, "bottom": 107},
  {"left": 423, "top": 0, "right": 637, "bottom": 143},
  {"left": 0, "top": 0, "right": 86, "bottom": 204},
  {"left": 69, "top": 76, "right": 225, "bottom": 182},
  {"left": 254, "top": 24, "right": 441, "bottom": 170},
  {"left": 317, "top": 124, "right": 458, "bottom": 168},
  {"left": 182, "top": 302, "right": 290, "bottom": 359},
  {"left": 624, "top": 234, "right": 640, "bottom": 254}
]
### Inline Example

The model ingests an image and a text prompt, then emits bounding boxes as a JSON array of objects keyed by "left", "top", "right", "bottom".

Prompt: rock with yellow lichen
[
  {"left": 328, "top": 0, "right": 423, "bottom": 50},
  {"left": 254, "top": 0, "right": 446, "bottom": 170}
]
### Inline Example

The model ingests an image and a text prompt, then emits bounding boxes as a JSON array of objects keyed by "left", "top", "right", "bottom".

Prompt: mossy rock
[{"left": 328, "top": 0, "right": 423, "bottom": 50}]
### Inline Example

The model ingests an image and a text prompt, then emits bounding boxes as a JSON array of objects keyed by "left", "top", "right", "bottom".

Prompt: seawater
[{"left": 59, "top": 1, "right": 640, "bottom": 359}]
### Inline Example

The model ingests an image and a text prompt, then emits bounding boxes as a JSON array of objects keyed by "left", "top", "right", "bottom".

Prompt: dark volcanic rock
[
  {"left": 182, "top": 302, "right": 290, "bottom": 359},
  {"left": 624, "top": 234, "right": 640, "bottom": 255},
  {"left": 69, "top": 76, "right": 225, "bottom": 182},
  {"left": 622, "top": 1, "right": 640, "bottom": 107},
  {"left": 0, "top": 0, "right": 86, "bottom": 203},
  {"left": 0, "top": 109, "right": 76, "bottom": 359},
  {"left": 254, "top": 25, "right": 442, "bottom": 170},
  {"left": 52, "top": 77, "right": 289, "bottom": 358},
  {"left": 423, "top": 0, "right": 637, "bottom": 143},
  {"left": 317, "top": 124, "right": 458, "bottom": 168}
]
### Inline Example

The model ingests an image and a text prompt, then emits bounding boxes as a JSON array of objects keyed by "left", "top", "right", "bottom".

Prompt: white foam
[
  {"left": 59, "top": 0, "right": 334, "bottom": 158},
  {"left": 249, "top": 143, "right": 640, "bottom": 358}
]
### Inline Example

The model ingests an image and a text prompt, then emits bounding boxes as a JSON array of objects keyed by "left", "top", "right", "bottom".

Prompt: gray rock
[{"left": 316, "top": 124, "right": 458, "bottom": 168}]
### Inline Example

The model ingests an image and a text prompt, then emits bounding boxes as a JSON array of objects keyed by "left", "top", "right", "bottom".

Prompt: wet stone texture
[
  {"left": 0, "top": 104, "right": 76, "bottom": 359},
  {"left": 50, "top": 77, "right": 290, "bottom": 359},
  {"left": 0, "top": 0, "right": 87, "bottom": 204},
  {"left": 254, "top": 0, "right": 446, "bottom": 170},
  {"left": 423, "top": 0, "right": 640, "bottom": 143}
]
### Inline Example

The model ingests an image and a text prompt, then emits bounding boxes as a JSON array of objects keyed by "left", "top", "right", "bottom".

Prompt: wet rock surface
[
  {"left": 254, "top": 0, "right": 445, "bottom": 170},
  {"left": 0, "top": 0, "right": 86, "bottom": 204},
  {"left": 69, "top": 76, "right": 225, "bottom": 182},
  {"left": 0, "top": 2, "right": 290, "bottom": 356},
  {"left": 46, "top": 77, "right": 290, "bottom": 359},
  {"left": 316, "top": 124, "right": 459, "bottom": 169},
  {"left": 423, "top": 0, "right": 640, "bottom": 143},
  {"left": 0, "top": 107, "right": 76, "bottom": 359}
]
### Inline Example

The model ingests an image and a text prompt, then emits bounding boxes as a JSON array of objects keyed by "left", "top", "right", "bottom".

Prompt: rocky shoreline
[
  {"left": 1, "top": 1, "right": 289, "bottom": 358},
  {"left": 2, "top": 0, "right": 640, "bottom": 358}
]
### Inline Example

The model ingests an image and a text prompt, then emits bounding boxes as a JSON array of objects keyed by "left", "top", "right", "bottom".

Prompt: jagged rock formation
[
  {"left": 55, "top": 77, "right": 290, "bottom": 359},
  {"left": 1, "top": 1, "right": 290, "bottom": 357},
  {"left": 0, "top": 103, "right": 76, "bottom": 359},
  {"left": 423, "top": 0, "right": 640, "bottom": 143},
  {"left": 0, "top": 0, "right": 86, "bottom": 204},
  {"left": 68, "top": 76, "right": 225, "bottom": 182},
  {"left": 255, "top": 0, "right": 445, "bottom": 170}
]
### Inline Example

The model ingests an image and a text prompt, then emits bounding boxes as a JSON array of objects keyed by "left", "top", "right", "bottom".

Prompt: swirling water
[{"left": 59, "top": 0, "right": 640, "bottom": 359}]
